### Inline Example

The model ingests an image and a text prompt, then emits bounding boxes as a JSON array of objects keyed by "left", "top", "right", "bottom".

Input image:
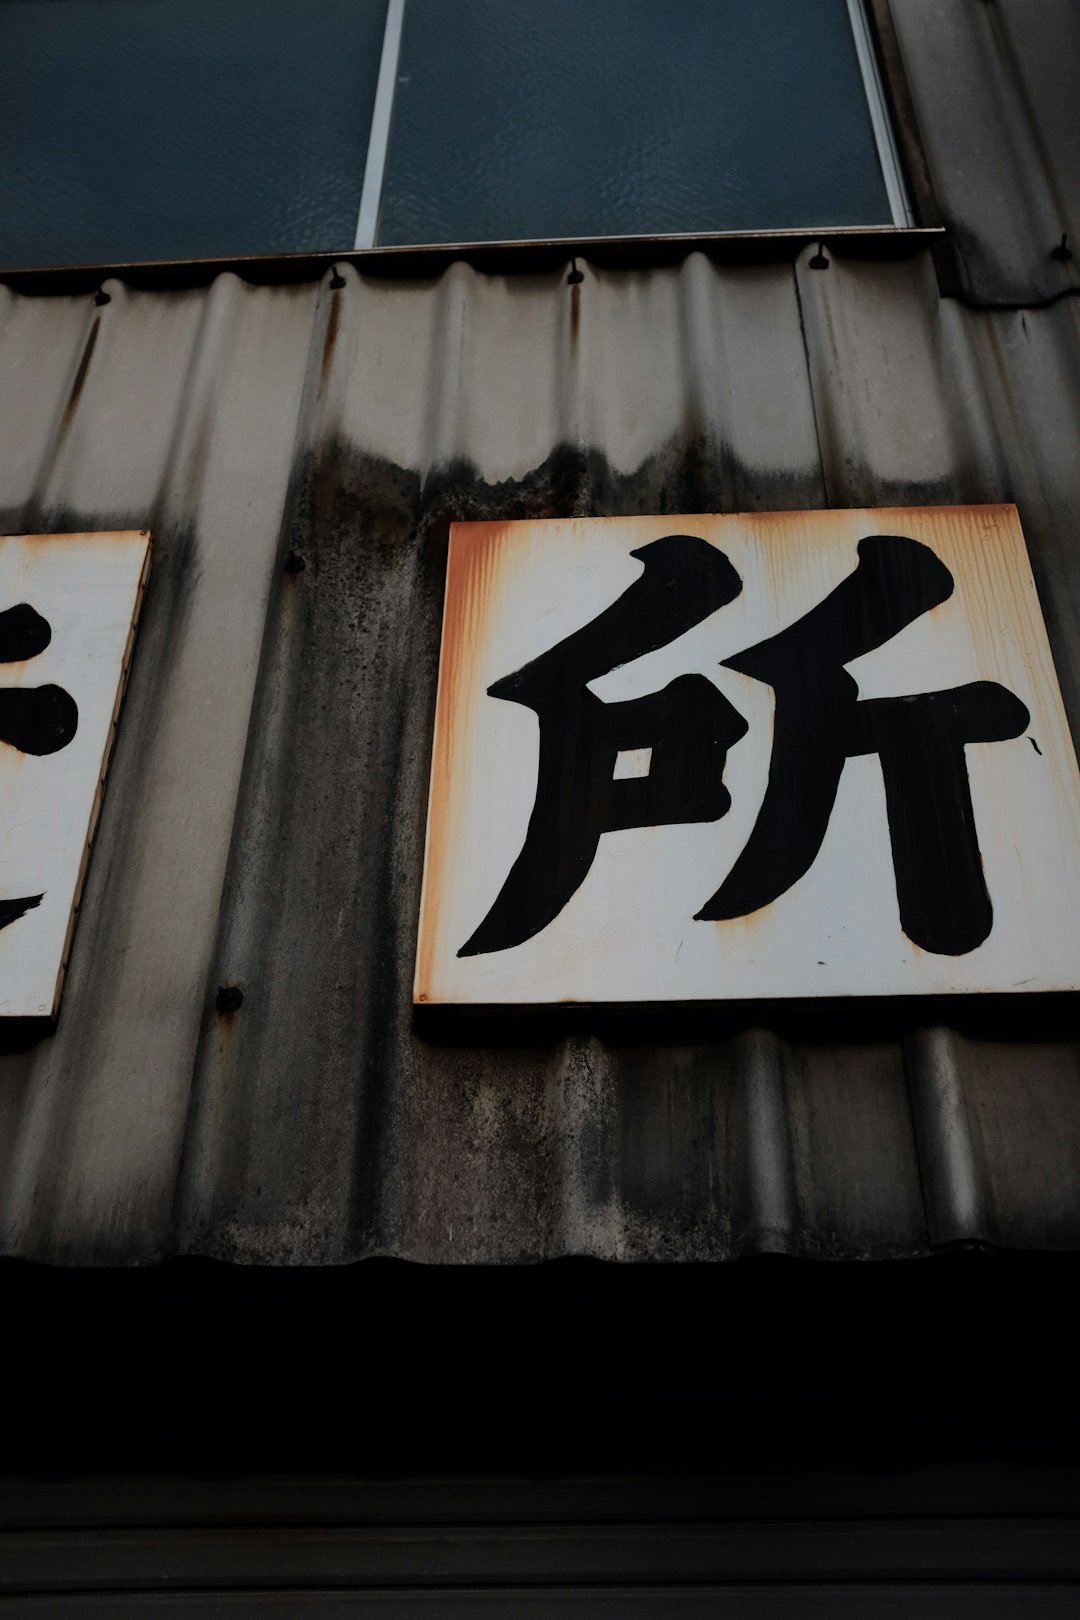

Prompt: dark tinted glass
[
  {"left": 0, "top": 0, "right": 387, "bottom": 268},
  {"left": 379, "top": 0, "right": 892, "bottom": 244}
]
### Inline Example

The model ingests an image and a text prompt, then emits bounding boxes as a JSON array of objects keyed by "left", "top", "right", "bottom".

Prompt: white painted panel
[
  {"left": 416, "top": 507, "right": 1080, "bottom": 1004},
  {"left": 0, "top": 531, "right": 149, "bottom": 1018}
]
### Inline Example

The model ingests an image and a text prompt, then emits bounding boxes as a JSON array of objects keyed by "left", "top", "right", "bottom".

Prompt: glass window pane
[
  {"left": 0, "top": 0, "right": 388, "bottom": 269},
  {"left": 379, "top": 0, "right": 893, "bottom": 245}
]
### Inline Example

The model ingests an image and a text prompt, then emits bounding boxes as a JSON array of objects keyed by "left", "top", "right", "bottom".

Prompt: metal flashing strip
[
  {"left": 0, "top": 227, "right": 946, "bottom": 296},
  {"left": 354, "top": 0, "right": 406, "bottom": 250},
  {"left": 847, "top": 0, "right": 916, "bottom": 227}
]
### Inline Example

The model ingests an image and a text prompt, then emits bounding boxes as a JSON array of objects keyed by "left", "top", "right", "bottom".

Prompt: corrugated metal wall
[{"left": 0, "top": 0, "right": 1078, "bottom": 1264}]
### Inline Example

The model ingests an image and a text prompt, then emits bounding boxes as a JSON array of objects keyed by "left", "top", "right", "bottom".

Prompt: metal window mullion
[
  {"left": 354, "top": 0, "right": 406, "bottom": 250},
  {"left": 845, "top": 0, "right": 914, "bottom": 227}
]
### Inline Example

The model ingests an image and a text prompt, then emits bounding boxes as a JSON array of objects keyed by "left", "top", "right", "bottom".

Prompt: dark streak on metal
[
  {"left": 866, "top": 0, "right": 944, "bottom": 229},
  {"left": 58, "top": 316, "right": 100, "bottom": 434},
  {"left": 791, "top": 266, "right": 834, "bottom": 510},
  {"left": 319, "top": 287, "right": 342, "bottom": 392}
]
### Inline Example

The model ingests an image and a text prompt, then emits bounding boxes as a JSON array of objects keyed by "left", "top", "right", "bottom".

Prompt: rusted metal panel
[
  {"left": 0, "top": 275, "right": 319, "bottom": 1263},
  {"left": 0, "top": 234, "right": 1077, "bottom": 1264},
  {"left": 0, "top": 530, "right": 150, "bottom": 1019},
  {"left": 888, "top": 0, "right": 1080, "bottom": 305},
  {"left": 417, "top": 505, "right": 1080, "bottom": 1005}
]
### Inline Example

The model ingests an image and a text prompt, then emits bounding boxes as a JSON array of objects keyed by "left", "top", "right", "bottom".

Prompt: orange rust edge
[
  {"left": 416, "top": 505, "right": 1049, "bottom": 1006},
  {"left": 414, "top": 520, "right": 512, "bottom": 1002},
  {"left": 4, "top": 529, "right": 152, "bottom": 546}
]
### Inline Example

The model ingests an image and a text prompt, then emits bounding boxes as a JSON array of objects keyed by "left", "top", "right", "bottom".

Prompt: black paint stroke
[
  {"left": 0, "top": 685, "right": 79, "bottom": 755},
  {"left": 848, "top": 684, "right": 1029, "bottom": 954},
  {"left": 460, "top": 535, "right": 745, "bottom": 956},
  {"left": 0, "top": 604, "right": 52, "bottom": 661},
  {"left": 0, "top": 893, "right": 43, "bottom": 932},
  {"left": 698, "top": 535, "right": 1030, "bottom": 955},
  {"left": 0, "top": 600, "right": 79, "bottom": 945},
  {"left": 0, "top": 601, "right": 78, "bottom": 756}
]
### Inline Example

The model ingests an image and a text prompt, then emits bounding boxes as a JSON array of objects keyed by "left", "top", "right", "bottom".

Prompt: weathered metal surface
[
  {"left": 0, "top": 235, "right": 1078, "bottom": 1263},
  {"left": 417, "top": 506, "right": 1080, "bottom": 1004},
  {"left": 889, "top": 0, "right": 1080, "bottom": 305},
  {"left": 0, "top": 530, "right": 150, "bottom": 1018},
  {"left": 0, "top": 275, "right": 318, "bottom": 1262}
]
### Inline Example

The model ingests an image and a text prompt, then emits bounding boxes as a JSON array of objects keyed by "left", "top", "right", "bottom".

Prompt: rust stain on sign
[
  {"left": 416, "top": 507, "right": 1080, "bottom": 1007},
  {"left": 417, "top": 520, "right": 511, "bottom": 999}
]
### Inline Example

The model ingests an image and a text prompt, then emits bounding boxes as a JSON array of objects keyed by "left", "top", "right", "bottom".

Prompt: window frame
[
  {"left": 0, "top": 0, "right": 941, "bottom": 291},
  {"left": 353, "top": 0, "right": 915, "bottom": 251},
  {"left": 844, "top": 0, "right": 914, "bottom": 228}
]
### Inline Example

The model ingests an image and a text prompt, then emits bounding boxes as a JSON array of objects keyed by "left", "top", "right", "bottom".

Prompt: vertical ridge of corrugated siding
[
  {"left": 890, "top": 0, "right": 1080, "bottom": 306},
  {"left": 0, "top": 243, "right": 1078, "bottom": 1263}
]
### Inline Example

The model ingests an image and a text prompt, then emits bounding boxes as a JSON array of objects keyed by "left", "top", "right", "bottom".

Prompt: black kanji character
[
  {"left": 459, "top": 535, "right": 747, "bottom": 956},
  {"left": 697, "top": 535, "right": 1029, "bottom": 954}
]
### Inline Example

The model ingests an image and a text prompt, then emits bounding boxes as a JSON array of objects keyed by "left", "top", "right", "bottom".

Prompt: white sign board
[
  {"left": 0, "top": 531, "right": 150, "bottom": 1019},
  {"left": 416, "top": 507, "right": 1080, "bottom": 1005}
]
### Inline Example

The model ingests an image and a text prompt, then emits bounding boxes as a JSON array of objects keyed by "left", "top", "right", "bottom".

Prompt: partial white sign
[
  {"left": 416, "top": 507, "right": 1080, "bottom": 1004},
  {"left": 0, "top": 531, "right": 150, "bottom": 1019}
]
